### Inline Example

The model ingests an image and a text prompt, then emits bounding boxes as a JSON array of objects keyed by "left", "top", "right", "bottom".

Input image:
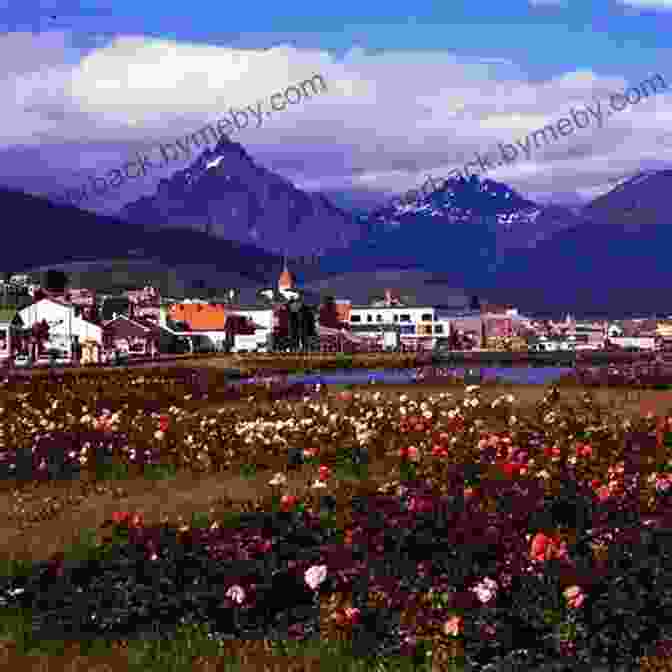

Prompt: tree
[
  {"left": 272, "top": 304, "right": 291, "bottom": 352},
  {"left": 43, "top": 269, "right": 69, "bottom": 293},
  {"left": 30, "top": 319, "right": 50, "bottom": 359},
  {"left": 288, "top": 300, "right": 302, "bottom": 351},
  {"left": 448, "top": 322, "right": 460, "bottom": 350},
  {"left": 298, "top": 304, "right": 316, "bottom": 350},
  {"left": 319, "top": 296, "right": 341, "bottom": 329}
]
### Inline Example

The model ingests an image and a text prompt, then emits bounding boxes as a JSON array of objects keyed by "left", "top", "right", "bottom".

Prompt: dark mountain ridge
[{"left": 0, "top": 185, "right": 283, "bottom": 291}]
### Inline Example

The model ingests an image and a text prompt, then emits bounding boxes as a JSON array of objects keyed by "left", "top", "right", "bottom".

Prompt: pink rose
[
  {"left": 563, "top": 585, "right": 585, "bottom": 609},
  {"left": 444, "top": 615, "right": 463, "bottom": 637},
  {"left": 596, "top": 486, "right": 611, "bottom": 502},
  {"left": 304, "top": 564, "right": 327, "bottom": 590}
]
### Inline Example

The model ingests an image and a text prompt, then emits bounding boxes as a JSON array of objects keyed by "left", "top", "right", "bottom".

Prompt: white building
[
  {"left": 348, "top": 304, "right": 446, "bottom": 349},
  {"left": 227, "top": 306, "right": 273, "bottom": 352},
  {"left": 19, "top": 298, "right": 102, "bottom": 357},
  {"left": 609, "top": 336, "right": 656, "bottom": 350}
]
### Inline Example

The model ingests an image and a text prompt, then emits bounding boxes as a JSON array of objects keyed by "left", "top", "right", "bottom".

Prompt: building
[
  {"left": 19, "top": 297, "right": 102, "bottom": 359},
  {"left": 608, "top": 336, "right": 656, "bottom": 351},
  {"left": 126, "top": 285, "right": 161, "bottom": 323},
  {"left": 225, "top": 306, "right": 272, "bottom": 351},
  {"left": 166, "top": 302, "right": 228, "bottom": 351},
  {"left": 0, "top": 308, "right": 23, "bottom": 361},
  {"left": 528, "top": 335, "right": 576, "bottom": 352},
  {"left": 348, "top": 300, "right": 450, "bottom": 350},
  {"left": 258, "top": 256, "right": 301, "bottom": 304},
  {"left": 102, "top": 315, "right": 161, "bottom": 358}
]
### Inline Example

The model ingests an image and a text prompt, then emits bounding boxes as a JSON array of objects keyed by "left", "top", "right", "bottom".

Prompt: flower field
[{"left": 0, "top": 368, "right": 672, "bottom": 670}]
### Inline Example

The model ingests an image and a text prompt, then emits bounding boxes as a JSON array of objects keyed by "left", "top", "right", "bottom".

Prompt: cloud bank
[{"left": 2, "top": 30, "right": 672, "bottom": 214}]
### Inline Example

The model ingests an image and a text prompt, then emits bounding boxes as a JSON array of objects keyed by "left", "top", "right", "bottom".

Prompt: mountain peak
[{"left": 119, "top": 137, "right": 361, "bottom": 255}]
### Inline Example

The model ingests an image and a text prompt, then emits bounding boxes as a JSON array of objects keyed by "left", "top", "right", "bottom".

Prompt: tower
[{"left": 278, "top": 251, "right": 295, "bottom": 292}]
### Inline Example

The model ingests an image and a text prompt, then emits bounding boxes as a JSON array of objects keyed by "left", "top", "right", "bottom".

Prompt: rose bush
[{"left": 0, "top": 374, "right": 671, "bottom": 667}]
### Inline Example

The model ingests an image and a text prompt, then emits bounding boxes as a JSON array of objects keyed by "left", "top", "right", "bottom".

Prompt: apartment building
[{"left": 348, "top": 303, "right": 456, "bottom": 349}]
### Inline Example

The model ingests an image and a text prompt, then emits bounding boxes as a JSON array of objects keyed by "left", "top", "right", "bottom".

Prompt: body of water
[{"left": 242, "top": 366, "right": 574, "bottom": 386}]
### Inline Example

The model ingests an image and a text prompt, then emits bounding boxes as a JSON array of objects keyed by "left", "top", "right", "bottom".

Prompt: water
[{"left": 241, "top": 367, "right": 574, "bottom": 386}]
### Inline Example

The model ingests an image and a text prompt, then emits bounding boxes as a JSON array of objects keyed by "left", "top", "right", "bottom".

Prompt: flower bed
[{"left": 1, "top": 381, "right": 672, "bottom": 669}]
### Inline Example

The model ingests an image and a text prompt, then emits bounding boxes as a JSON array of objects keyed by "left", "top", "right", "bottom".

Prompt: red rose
[
  {"left": 499, "top": 462, "right": 521, "bottom": 478},
  {"left": 280, "top": 494, "right": 299, "bottom": 511},
  {"left": 112, "top": 511, "right": 130, "bottom": 525}
]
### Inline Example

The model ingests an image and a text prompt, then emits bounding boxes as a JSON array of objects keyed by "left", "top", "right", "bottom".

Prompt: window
[
  {"left": 351, "top": 315, "right": 361, "bottom": 323},
  {"left": 434, "top": 325, "right": 444, "bottom": 334},
  {"left": 421, "top": 313, "right": 433, "bottom": 321},
  {"left": 376, "top": 314, "right": 382, "bottom": 322},
  {"left": 393, "top": 315, "right": 399, "bottom": 322},
  {"left": 399, "top": 314, "right": 411, "bottom": 322},
  {"left": 367, "top": 314, "right": 373, "bottom": 322},
  {"left": 401, "top": 325, "right": 416, "bottom": 335}
]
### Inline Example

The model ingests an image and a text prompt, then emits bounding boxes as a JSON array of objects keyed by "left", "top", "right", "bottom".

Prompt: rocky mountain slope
[{"left": 118, "top": 137, "right": 363, "bottom": 256}]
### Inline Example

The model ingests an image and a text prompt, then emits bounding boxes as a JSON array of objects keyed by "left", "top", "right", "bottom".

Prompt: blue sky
[{"left": 1, "top": 0, "right": 672, "bottom": 217}]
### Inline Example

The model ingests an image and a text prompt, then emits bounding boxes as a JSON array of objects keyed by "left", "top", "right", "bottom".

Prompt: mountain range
[
  {"left": 315, "top": 169, "right": 672, "bottom": 318},
  {"left": 4, "top": 133, "right": 672, "bottom": 318}
]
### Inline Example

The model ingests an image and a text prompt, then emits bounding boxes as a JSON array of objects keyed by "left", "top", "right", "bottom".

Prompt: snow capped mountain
[{"left": 359, "top": 173, "right": 584, "bottom": 254}]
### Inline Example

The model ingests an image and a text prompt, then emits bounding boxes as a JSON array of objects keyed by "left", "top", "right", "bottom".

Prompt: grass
[
  {"left": 239, "top": 463, "right": 258, "bottom": 479},
  {"left": 0, "top": 610, "right": 439, "bottom": 671}
]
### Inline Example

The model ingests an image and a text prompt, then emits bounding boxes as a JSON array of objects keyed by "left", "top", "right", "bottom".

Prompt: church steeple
[{"left": 278, "top": 249, "right": 295, "bottom": 291}]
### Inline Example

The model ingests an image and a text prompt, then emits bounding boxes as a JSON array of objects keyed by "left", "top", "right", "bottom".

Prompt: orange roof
[
  {"left": 169, "top": 304, "right": 227, "bottom": 330},
  {"left": 335, "top": 301, "right": 351, "bottom": 323}
]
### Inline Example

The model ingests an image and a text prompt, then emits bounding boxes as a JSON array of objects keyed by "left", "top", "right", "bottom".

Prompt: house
[
  {"left": 164, "top": 301, "right": 269, "bottom": 353},
  {"left": 164, "top": 302, "right": 229, "bottom": 352},
  {"left": 126, "top": 285, "right": 161, "bottom": 323},
  {"left": 0, "top": 308, "right": 23, "bottom": 361},
  {"left": 19, "top": 297, "right": 102, "bottom": 358},
  {"left": 225, "top": 306, "right": 272, "bottom": 351},
  {"left": 102, "top": 315, "right": 161, "bottom": 358}
]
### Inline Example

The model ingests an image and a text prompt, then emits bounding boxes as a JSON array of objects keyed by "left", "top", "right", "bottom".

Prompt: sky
[{"left": 2, "top": 0, "right": 672, "bottom": 215}]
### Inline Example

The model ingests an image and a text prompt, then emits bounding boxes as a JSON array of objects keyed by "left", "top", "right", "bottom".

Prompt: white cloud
[{"left": 1, "top": 31, "right": 671, "bottom": 210}]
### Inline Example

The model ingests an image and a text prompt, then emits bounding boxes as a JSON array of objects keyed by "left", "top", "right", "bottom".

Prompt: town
[{"left": 0, "top": 261, "right": 669, "bottom": 368}]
